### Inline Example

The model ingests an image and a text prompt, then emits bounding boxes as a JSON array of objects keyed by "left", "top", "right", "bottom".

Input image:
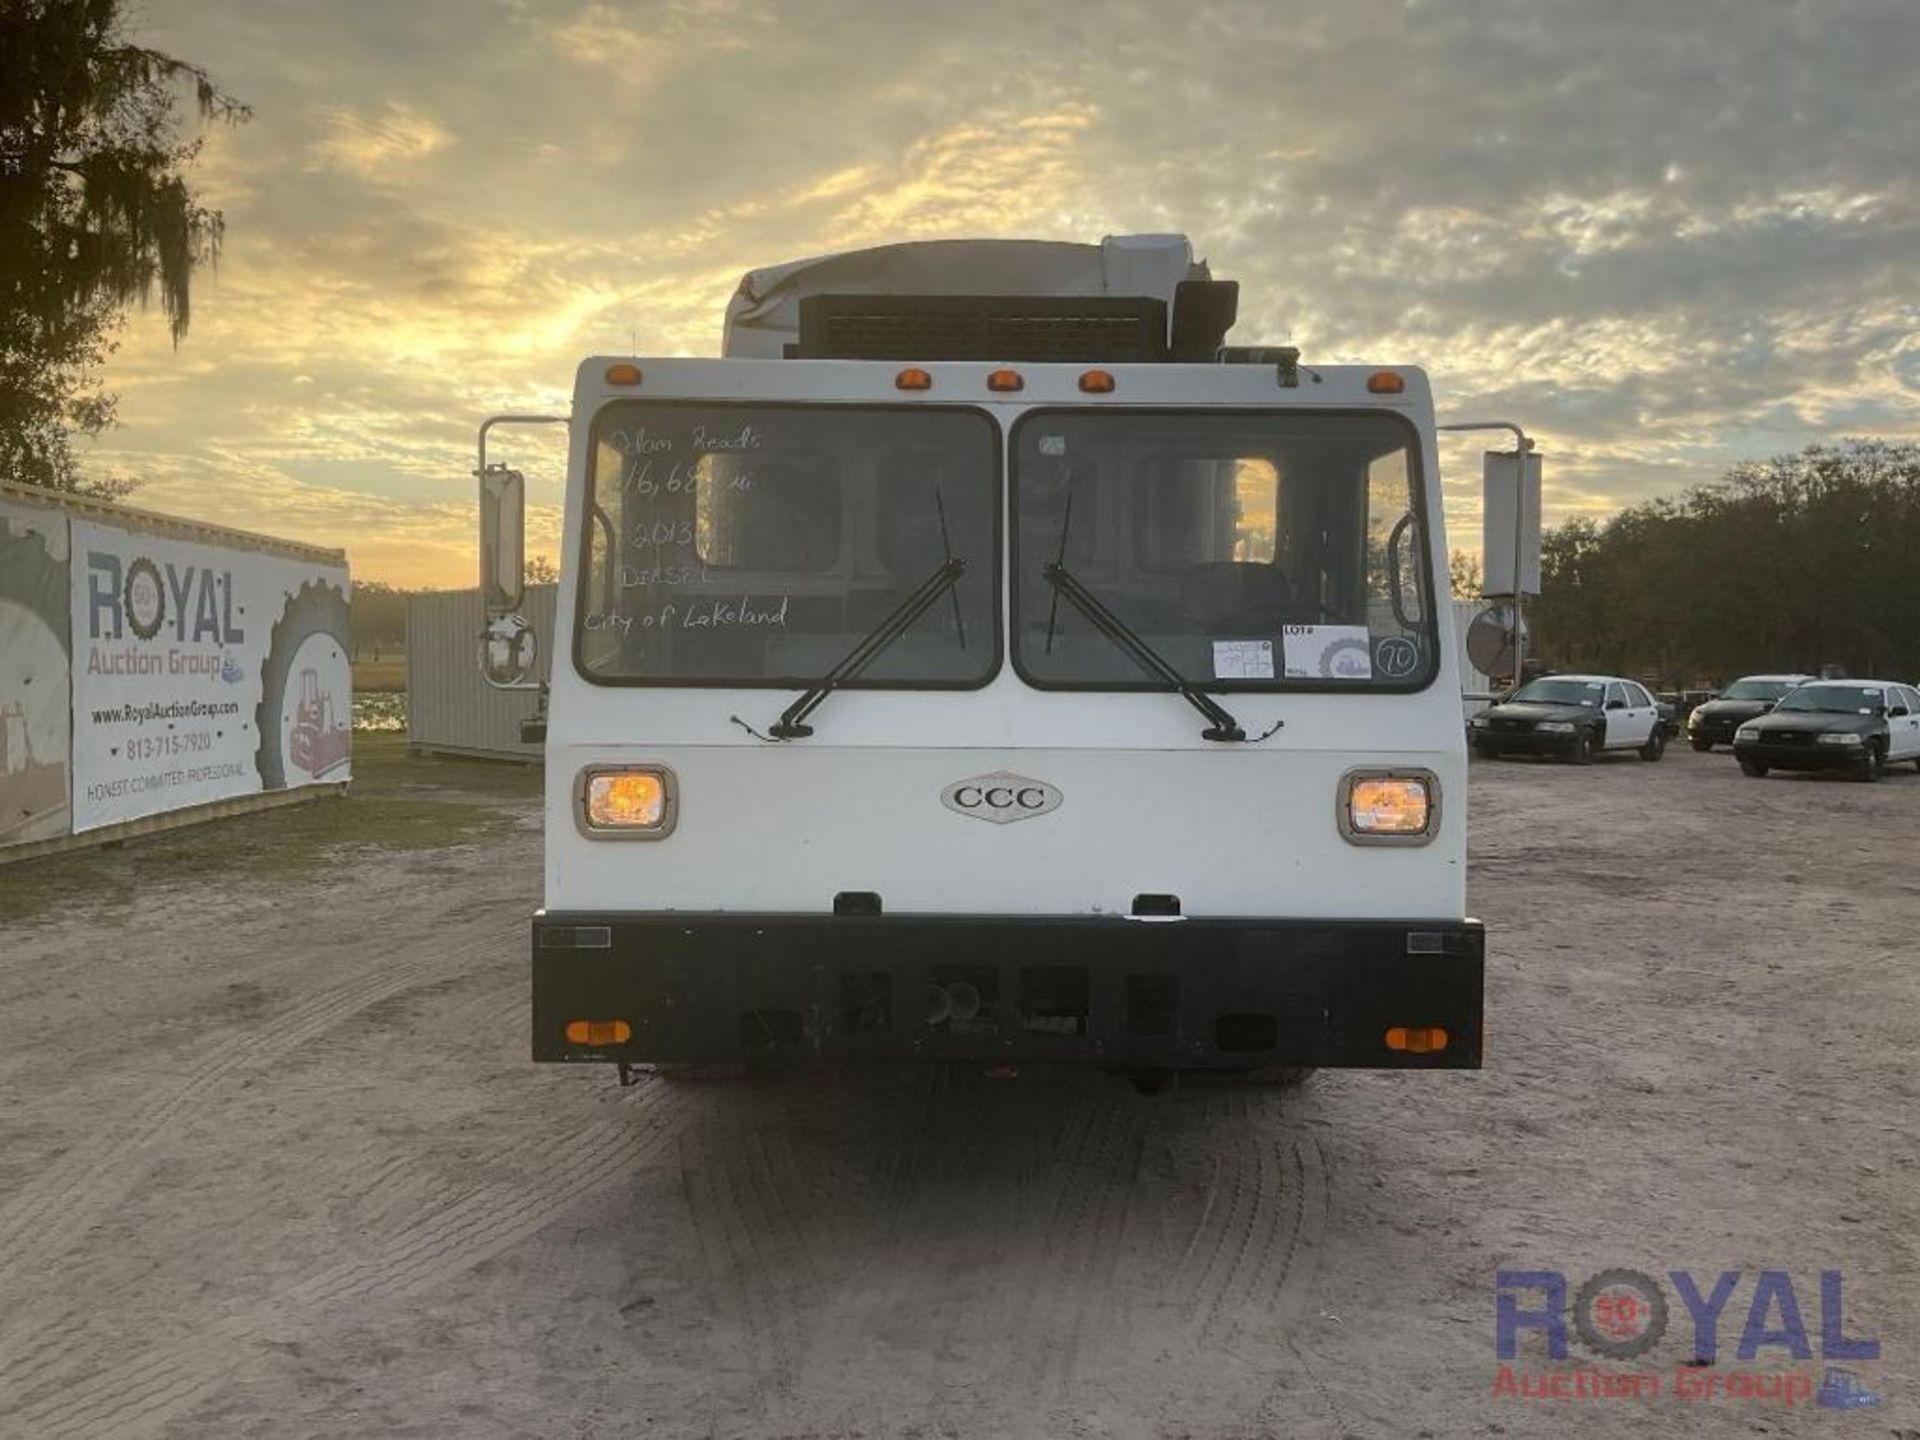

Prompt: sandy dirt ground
[{"left": 1, "top": 739, "right": 1916, "bottom": 1439}]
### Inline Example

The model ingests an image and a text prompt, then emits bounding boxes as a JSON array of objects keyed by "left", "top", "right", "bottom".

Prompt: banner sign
[
  {"left": 69, "top": 519, "right": 351, "bottom": 832},
  {"left": 0, "top": 496, "right": 73, "bottom": 848}
]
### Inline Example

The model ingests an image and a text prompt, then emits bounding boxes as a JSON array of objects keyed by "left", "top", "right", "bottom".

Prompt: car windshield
[
  {"left": 1722, "top": 680, "right": 1796, "bottom": 701},
  {"left": 1774, "top": 686, "right": 1883, "bottom": 714},
  {"left": 1010, "top": 410, "right": 1437, "bottom": 690},
  {"left": 576, "top": 402, "right": 999, "bottom": 686},
  {"left": 1509, "top": 679, "right": 1605, "bottom": 706}
]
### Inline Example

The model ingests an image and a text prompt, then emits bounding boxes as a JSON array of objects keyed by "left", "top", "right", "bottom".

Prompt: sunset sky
[{"left": 84, "top": 0, "right": 1920, "bottom": 588}]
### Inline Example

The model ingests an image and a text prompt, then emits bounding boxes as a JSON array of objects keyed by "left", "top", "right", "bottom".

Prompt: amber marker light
[
  {"left": 605, "top": 363, "right": 643, "bottom": 386},
  {"left": 986, "top": 368, "right": 1024, "bottom": 392},
  {"left": 1385, "top": 1026, "right": 1449, "bottom": 1054},
  {"left": 1078, "top": 369, "right": 1116, "bottom": 393},
  {"left": 894, "top": 367, "right": 934, "bottom": 391},
  {"left": 1366, "top": 370, "right": 1406, "bottom": 394},
  {"left": 565, "top": 1020, "right": 633, "bottom": 1046}
]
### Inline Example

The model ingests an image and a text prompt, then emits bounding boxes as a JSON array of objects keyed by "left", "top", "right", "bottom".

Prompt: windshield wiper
[
  {"left": 1042, "top": 562, "right": 1274, "bottom": 743},
  {"left": 757, "top": 556, "right": 968, "bottom": 739}
]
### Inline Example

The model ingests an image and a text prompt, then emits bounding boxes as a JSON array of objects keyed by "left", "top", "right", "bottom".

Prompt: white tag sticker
[
  {"left": 1282, "top": 625, "right": 1374, "bottom": 680},
  {"left": 1211, "top": 639, "right": 1274, "bottom": 680}
]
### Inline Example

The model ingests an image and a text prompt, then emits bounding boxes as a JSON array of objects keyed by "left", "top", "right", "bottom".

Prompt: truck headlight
[
  {"left": 1536, "top": 720, "right": 1576, "bottom": 733},
  {"left": 1735, "top": 726, "right": 1761, "bottom": 742},
  {"left": 578, "top": 766, "right": 678, "bottom": 837},
  {"left": 1339, "top": 770, "right": 1437, "bottom": 845},
  {"left": 1817, "top": 732, "right": 1864, "bottom": 746}
]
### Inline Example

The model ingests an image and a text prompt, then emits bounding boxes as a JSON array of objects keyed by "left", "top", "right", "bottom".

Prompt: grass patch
[
  {"left": 352, "top": 656, "right": 408, "bottom": 692},
  {"left": 0, "top": 733, "right": 541, "bottom": 925}
]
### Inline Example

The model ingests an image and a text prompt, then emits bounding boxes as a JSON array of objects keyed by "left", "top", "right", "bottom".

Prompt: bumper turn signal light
[
  {"left": 565, "top": 1019, "right": 633, "bottom": 1046},
  {"left": 1385, "top": 1025, "right": 1449, "bottom": 1055}
]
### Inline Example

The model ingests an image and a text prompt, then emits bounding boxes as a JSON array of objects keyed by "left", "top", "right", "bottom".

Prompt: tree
[
  {"left": 1448, "top": 548, "right": 1482, "bottom": 600},
  {"left": 0, "top": 0, "right": 247, "bottom": 495},
  {"left": 525, "top": 554, "right": 559, "bottom": 585},
  {"left": 1531, "top": 440, "right": 1920, "bottom": 683}
]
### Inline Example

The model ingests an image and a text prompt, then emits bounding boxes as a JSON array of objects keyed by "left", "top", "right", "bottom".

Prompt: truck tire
[
  {"left": 1244, "top": 1066, "right": 1316, "bottom": 1087},
  {"left": 255, "top": 580, "right": 351, "bottom": 789},
  {"left": 1639, "top": 728, "right": 1666, "bottom": 761},
  {"left": 1689, "top": 737, "right": 1712, "bottom": 752},
  {"left": 1739, "top": 758, "right": 1768, "bottom": 777}
]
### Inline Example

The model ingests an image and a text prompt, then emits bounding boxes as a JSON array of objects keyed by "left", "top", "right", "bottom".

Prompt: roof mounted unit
[{"left": 794, "top": 294, "right": 1173, "bottom": 362}]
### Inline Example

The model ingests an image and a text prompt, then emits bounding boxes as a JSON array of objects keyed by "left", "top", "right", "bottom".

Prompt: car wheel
[
  {"left": 1640, "top": 728, "right": 1666, "bottom": 761},
  {"left": 1689, "top": 738, "right": 1713, "bottom": 752},
  {"left": 1570, "top": 728, "right": 1595, "bottom": 765},
  {"left": 1854, "top": 745, "right": 1884, "bottom": 783},
  {"left": 1739, "top": 758, "right": 1768, "bottom": 777}
]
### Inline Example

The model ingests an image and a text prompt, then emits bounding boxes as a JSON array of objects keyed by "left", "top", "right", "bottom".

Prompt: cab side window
[{"left": 1605, "top": 683, "right": 1629, "bottom": 710}]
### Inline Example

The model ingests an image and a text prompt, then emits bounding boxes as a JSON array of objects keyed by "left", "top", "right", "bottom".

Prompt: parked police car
[
  {"left": 1686, "top": 674, "right": 1812, "bottom": 751},
  {"left": 1470, "top": 674, "right": 1666, "bottom": 763},
  {"left": 1733, "top": 679, "right": 1920, "bottom": 780}
]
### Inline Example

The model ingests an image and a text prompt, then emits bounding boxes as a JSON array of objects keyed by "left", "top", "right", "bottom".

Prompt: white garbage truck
[{"left": 478, "top": 234, "right": 1482, "bottom": 1081}]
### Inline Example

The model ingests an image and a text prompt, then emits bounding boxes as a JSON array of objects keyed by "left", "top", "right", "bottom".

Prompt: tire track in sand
[
  {"left": 1, "top": 1082, "right": 689, "bottom": 1440},
  {"left": 0, "top": 914, "right": 524, "bottom": 1305}
]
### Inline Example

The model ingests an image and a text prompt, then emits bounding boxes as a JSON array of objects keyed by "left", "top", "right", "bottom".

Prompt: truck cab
[{"left": 480, "top": 235, "right": 1483, "bottom": 1078}]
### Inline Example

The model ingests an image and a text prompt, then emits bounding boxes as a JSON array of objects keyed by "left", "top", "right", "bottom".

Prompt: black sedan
[
  {"left": 1686, "top": 674, "right": 1811, "bottom": 751},
  {"left": 1470, "top": 675, "right": 1667, "bottom": 763},
  {"left": 1732, "top": 680, "right": 1920, "bottom": 781}
]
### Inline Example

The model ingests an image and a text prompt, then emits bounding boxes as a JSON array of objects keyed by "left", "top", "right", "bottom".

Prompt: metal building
[{"left": 406, "top": 585, "right": 554, "bottom": 760}]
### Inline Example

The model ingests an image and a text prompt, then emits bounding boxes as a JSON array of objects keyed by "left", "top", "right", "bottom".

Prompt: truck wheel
[
  {"left": 1853, "top": 745, "right": 1884, "bottom": 783},
  {"left": 1244, "top": 1066, "right": 1316, "bottom": 1087},
  {"left": 657, "top": 1063, "right": 749, "bottom": 1082},
  {"left": 255, "top": 580, "right": 352, "bottom": 789},
  {"left": 1739, "top": 758, "right": 1768, "bottom": 777},
  {"left": 1570, "top": 729, "right": 1595, "bottom": 764},
  {"left": 1689, "top": 738, "right": 1713, "bottom": 752},
  {"left": 1639, "top": 728, "right": 1666, "bottom": 761}
]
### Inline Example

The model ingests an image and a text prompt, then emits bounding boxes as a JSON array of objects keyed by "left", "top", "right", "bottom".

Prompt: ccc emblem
[{"left": 939, "top": 771, "right": 1063, "bottom": 824}]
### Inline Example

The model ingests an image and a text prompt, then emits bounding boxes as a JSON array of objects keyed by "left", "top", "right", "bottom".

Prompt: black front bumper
[
  {"left": 532, "top": 913, "right": 1484, "bottom": 1070},
  {"left": 1734, "top": 740, "right": 1863, "bottom": 771},
  {"left": 1475, "top": 726, "right": 1578, "bottom": 755}
]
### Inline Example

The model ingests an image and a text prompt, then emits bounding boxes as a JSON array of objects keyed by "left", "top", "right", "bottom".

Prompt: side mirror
[
  {"left": 481, "top": 612, "right": 539, "bottom": 688},
  {"left": 1892, "top": 705, "right": 1910, "bottom": 718},
  {"left": 480, "top": 463, "right": 526, "bottom": 619},
  {"left": 1606, "top": 699, "right": 1626, "bottom": 710}
]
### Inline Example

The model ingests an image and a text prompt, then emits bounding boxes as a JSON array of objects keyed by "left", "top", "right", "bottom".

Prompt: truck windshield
[
  {"left": 576, "top": 402, "right": 999, "bottom": 687},
  {"left": 1011, "top": 410, "right": 1437, "bottom": 691}
]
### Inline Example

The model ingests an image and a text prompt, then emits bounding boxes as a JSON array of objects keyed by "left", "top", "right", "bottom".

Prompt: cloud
[
  {"left": 90, "top": 0, "right": 1920, "bottom": 584},
  {"left": 308, "top": 102, "right": 453, "bottom": 176}
]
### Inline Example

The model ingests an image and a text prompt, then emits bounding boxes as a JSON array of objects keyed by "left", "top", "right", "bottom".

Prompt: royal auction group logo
[{"left": 1494, "top": 1267, "right": 1881, "bottom": 1410}]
